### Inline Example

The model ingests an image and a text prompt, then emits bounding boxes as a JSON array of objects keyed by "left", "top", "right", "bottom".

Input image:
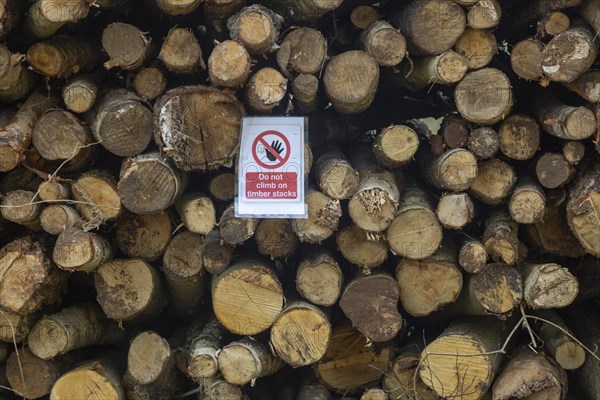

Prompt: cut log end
[
  {"left": 455, "top": 68, "right": 513, "bottom": 125},
  {"left": 296, "top": 251, "right": 342, "bottom": 307}
]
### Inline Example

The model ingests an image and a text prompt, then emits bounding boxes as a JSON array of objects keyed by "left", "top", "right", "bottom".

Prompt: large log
[{"left": 455, "top": 68, "right": 513, "bottom": 125}]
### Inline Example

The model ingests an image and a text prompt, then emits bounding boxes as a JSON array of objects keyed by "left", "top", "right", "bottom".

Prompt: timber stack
[{"left": 0, "top": 0, "right": 599, "bottom": 399}]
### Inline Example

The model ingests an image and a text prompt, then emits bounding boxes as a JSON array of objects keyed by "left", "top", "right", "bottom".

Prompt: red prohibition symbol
[{"left": 252, "top": 130, "right": 291, "bottom": 169}]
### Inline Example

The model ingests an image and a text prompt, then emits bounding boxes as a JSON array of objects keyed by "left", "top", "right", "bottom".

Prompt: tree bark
[
  {"left": 27, "top": 34, "right": 101, "bottom": 78},
  {"left": 469, "top": 158, "right": 516, "bottom": 205},
  {"left": 383, "top": 342, "right": 438, "bottom": 400},
  {"left": 0, "top": 44, "right": 38, "bottom": 103},
  {"left": 218, "top": 337, "right": 284, "bottom": 385},
  {"left": 256, "top": 0, "right": 343, "bottom": 24},
  {"left": 455, "top": 68, "right": 513, "bottom": 125},
  {"left": 292, "top": 189, "right": 341, "bottom": 244},
  {"left": 483, "top": 209, "right": 519, "bottom": 265},
  {"left": 534, "top": 93, "right": 597, "bottom": 140},
  {"left": 200, "top": 375, "right": 243, "bottom": 400},
  {"left": 0, "top": 0, "right": 19, "bottom": 39},
  {"left": 296, "top": 249, "right": 342, "bottom": 307},
  {"left": 176, "top": 193, "right": 216, "bottom": 235},
  {"left": 187, "top": 317, "right": 224, "bottom": 381},
  {"left": 102, "top": 22, "right": 151, "bottom": 71},
  {"left": 208, "top": 40, "right": 251, "bottom": 89},
  {"left": 23, "top": 0, "right": 89, "bottom": 40},
  {"left": 0, "top": 310, "right": 39, "bottom": 343},
  {"left": 53, "top": 227, "right": 112, "bottom": 272},
  {"left": 336, "top": 224, "right": 388, "bottom": 270},
  {"left": 533, "top": 309, "right": 586, "bottom": 370}
]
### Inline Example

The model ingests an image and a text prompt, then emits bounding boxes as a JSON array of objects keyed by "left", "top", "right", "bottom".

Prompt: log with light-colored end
[
  {"left": 244, "top": 67, "right": 287, "bottom": 114},
  {"left": 454, "top": 28, "right": 497, "bottom": 70},
  {"left": 53, "top": 227, "right": 112, "bottom": 272},
  {"left": 219, "top": 205, "right": 257, "bottom": 245},
  {"left": 420, "top": 317, "right": 510, "bottom": 400},
  {"left": 469, "top": 158, "right": 516, "bottom": 205},
  {"left": 361, "top": 389, "right": 388, "bottom": 400},
  {"left": 27, "top": 35, "right": 100, "bottom": 78},
  {"left": 40, "top": 204, "right": 83, "bottom": 235},
  {"left": 467, "top": 0, "right": 501, "bottom": 29},
  {"left": 383, "top": 343, "right": 438, "bottom": 400},
  {"left": 28, "top": 303, "right": 127, "bottom": 360},
  {"left": 541, "top": 27, "right": 597, "bottom": 83},
  {"left": 0, "top": 311, "right": 39, "bottom": 343},
  {"left": 536, "top": 153, "right": 575, "bottom": 189},
  {"left": 163, "top": 231, "right": 205, "bottom": 317},
  {"left": 387, "top": 186, "right": 443, "bottom": 260},
  {"left": 203, "top": 229, "right": 234, "bottom": 275},
  {"left": 296, "top": 249, "right": 342, "bottom": 307},
  {"left": 255, "top": 219, "right": 298, "bottom": 259},
  {"left": 257, "top": 0, "right": 343, "bottom": 24},
  {"left": 133, "top": 64, "right": 167, "bottom": 101},
  {"left": 90, "top": 89, "right": 153, "bottom": 157},
  {"left": 71, "top": 170, "right": 121, "bottom": 229},
  {"left": 339, "top": 272, "right": 402, "bottom": 343},
  {"left": 521, "top": 263, "right": 578, "bottom": 309},
  {"left": 436, "top": 192, "right": 474, "bottom": 229},
  {"left": 270, "top": 301, "right": 331, "bottom": 367},
  {"left": 361, "top": 21, "right": 406, "bottom": 67},
  {"left": 400, "top": 50, "right": 468, "bottom": 92},
  {"left": 483, "top": 209, "right": 519, "bottom": 265},
  {"left": 314, "top": 323, "right": 393, "bottom": 392},
  {"left": 292, "top": 74, "right": 319, "bottom": 113},
  {"left": 459, "top": 239, "right": 488, "bottom": 273},
  {"left": 188, "top": 318, "right": 224, "bottom": 381},
  {"left": 422, "top": 148, "right": 478, "bottom": 191},
  {"left": 510, "top": 38, "right": 544, "bottom": 81},
  {"left": 315, "top": 147, "right": 359, "bottom": 200},
  {"left": 509, "top": 179, "right": 546, "bottom": 224},
  {"left": 200, "top": 375, "right": 242, "bottom": 400},
  {"left": 564, "top": 70, "right": 600, "bottom": 103},
  {"left": 324, "top": 50, "right": 379, "bottom": 114},
  {"left": 115, "top": 211, "right": 172, "bottom": 262},
  {"left": 209, "top": 172, "right": 236, "bottom": 202},
  {"left": 102, "top": 23, "right": 151, "bottom": 71},
  {"left": 533, "top": 309, "right": 586, "bottom": 370},
  {"left": 32, "top": 109, "right": 92, "bottom": 161},
  {"left": 208, "top": 40, "right": 251, "bottom": 89},
  {"left": 218, "top": 337, "right": 284, "bottom": 385},
  {"left": 541, "top": 11, "right": 570, "bottom": 36},
  {"left": 563, "top": 140, "right": 586, "bottom": 165},
  {"left": 336, "top": 225, "right": 388, "bottom": 270},
  {"left": 351, "top": 5, "right": 380, "bottom": 29},
  {"left": 498, "top": 114, "right": 540, "bottom": 161},
  {"left": 534, "top": 94, "right": 597, "bottom": 140},
  {"left": 373, "top": 125, "right": 419, "bottom": 167},
  {"left": 227, "top": 5, "right": 283, "bottom": 55},
  {"left": 95, "top": 259, "right": 168, "bottom": 322},
  {"left": 292, "top": 190, "right": 341, "bottom": 244},
  {"left": 277, "top": 28, "right": 327, "bottom": 78},
  {"left": 567, "top": 159, "right": 600, "bottom": 257},
  {"left": 155, "top": 0, "right": 204, "bottom": 15},
  {"left": 37, "top": 180, "right": 69, "bottom": 202},
  {"left": 62, "top": 70, "right": 107, "bottom": 114},
  {"left": 212, "top": 261, "right": 284, "bottom": 335},
  {"left": 176, "top": 193, "right": 216, "bottom": 235},
  {"left": 159, "top": 27, "right": 204, "bottom": 74},
  {"left": 455, "top": 68, "right": 513, "bottom": 125},
  {"left": 23, "top": 0, "right": 89, "bottom": 39},
  {"left": 396, "top": 245, "right": 462, "bottom": 317},
  {"left": 0, "top": 43, "right": 39, "bottom": 103},
  {"left": 0, "top": 190, "right": 41, "bottom": 227}
]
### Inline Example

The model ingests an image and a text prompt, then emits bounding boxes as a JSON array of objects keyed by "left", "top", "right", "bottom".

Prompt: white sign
[{"left": 235, "top": 117, "right": 307, "bottom": 218}]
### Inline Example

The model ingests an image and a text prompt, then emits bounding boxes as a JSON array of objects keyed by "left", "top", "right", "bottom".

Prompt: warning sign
[{"left": 236, "top": 117, "right": 307, "bottom": 218}]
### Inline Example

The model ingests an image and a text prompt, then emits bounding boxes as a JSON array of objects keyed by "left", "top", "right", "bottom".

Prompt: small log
[
  {"left": 339, "top": 272, "right": 402, "bottom": 342},
  {"left": 211, "top": 261, "right": 284, "bottom": 335},
  {"left": 255, "top": 219, "right": 298, "bottom": 259},
  {"left": 219, "top": 204, "right": 257, "bottom": 245},
  {"left": 0, "top": 0, "right": 19, "bottom": 39},
  {"left": 563, "top": 140, "right": 586, "bottom": 165},
  {"left": 315, "top": 147, "right": 359, "bottom": 200},
  {"left": 541, "top": 27, "right": 597, "bottom": 82},
  {"left": 200, "top": 375, "right": 243, "bottom": 400},
  {"left": 420, "top": 316, "right": 510, "bottom": 400},
  {"left": 467, "top": 127, "right": 499, "bottom": 160},
  {"left": 399, "top": 50, "right": 468, "bottom": 92},
  {"left": 566, "top": 158, "right": 600, "bottom": 257},
  {"left": 360, "top": 389, "right": 387, "bottom": 400},
  {"left": 469, "top": 158, "right": 516, "bottom": 205},
  {"left": 292, "top": 74, "right": 319, "bottom": 113},
  {"left": 360, "top": 21, "right": 405, "bottom": 67},
  {"left": 454, "top": 28, "right": 497, "bottom": 70},
  {"left": 163, "top": 231, "right": 206, "bottom": 317},
  {"left": 187, "top": 318, "right": 224, "bottom": 381},
  {"left": 115, "top": 210, "right": 172, "bottom": 262},
  {"left": 396, "top": 244, "right": 463, "bottom": 317},
  {"left": 383, "top": 343, "right": 438, "bottom": 400},
  {"left": 159, "top": 27, "right": 204, "bottom": 74},
  {"left": 176, "top": 193, "right": 216, "bottom": 235},
  {"left": 292, "top": 190, "right": 341, "bottom": 244},
  {"left": 23, "top": 0, "right": 89, "bottom": 40},
  {"left": 441, "top": 115, "right": 470, "bottom": 149},
  {"left": 277, "top": 27, "right": 327, "bottom": 78},
  {"left": 0, "top": 190, "right": 41, "bottom": 228},
  {"left": 0, "top": 90, "right": 58, "bottom": 172},
  {"left": 0, "top": 236, "right": 66, "bottom": 315},
  {"left": 208, "top": 40, "right": 251, "bottom": 89},
  {"left": 372, "top": 125, "right": 419, "bottom": 168},
  {"left": 95, "top": 259, "right": 168, "bottom": 321},
  {"left": 323, "top": 50, "right": 379, "bottom": 114},
  {"left": 154, "top": 86, "right": 245, "bottom": 171},
  {"left": 455, "top": 68, "right": 513, "bottom": 125},
  {"left": 155, "top": 0, "right": 203, "bottom": 15},
  {"left": 102, "top": 22, "right": 151, "bottom": 71},
  {"left": 454, "top": 262, "right": 523, "bottom": 318},
  {"left": 297, "top": 380, "right": 331, "bottom": 400},
  {"left": 483, "top": 209, "right": 519, "bottom": 265},
  {"left": 351, "top": 5, "right": 380, "bottom": 29},
  {"left": 387, "top": 186, "right": 443, "bottom": 260},
  {"left": 50, "top": 352, "right": 126, "bottom": 400},
  {"left": 540, "top": 11, "right": 570, "bottom": 36},
  {"left": 257, "top": 0, "right": 343, "bottom": 24},
  {"left": 0, "top": 311, "right": 39, "bottom": 343},
  {"left": 436, "top": 192, "right": 475, "bottom": 230},
  {"left": 459, "top": 239, "right": 488, "bottom": 273},
  {"left": 71, "top": 170, "right": 122, "bottom": 228},
  {"left": 32, "top": 109, "right": 92, "bottom": 162},
  {"left": 53, "top": 227, "right": 112, "bottom": 272},
  {"left": 467, "top": 0, "right": 501, "bottom": 29},
  {"left": 521, "top": 263, "right": 579, "bottom": 309},
  {"left": 314, "top": 323, "right": 393, "bottom": 392},
  {"left": 62, "top": 70, "right": 107, "bottom": 114},
  {"left": 0, "top": 44, "right": 38, "bottom": 103},
  {"left": 296, "top": 249, "right": 342, "bottom": 307},
  {"left": 122, "top": 331, "right": 177, "bottom": 400},
  {"left": 336, "top": 225, "right": 388, "bottom": 270},
  {"left": 497, "top": 114, "right": 540, "bottom": 161},
  {"left": 536, "top": 152, "right": 575, "bottom": 189},
  {"left": 533, "top": 309, "right": 586, "bottom": 370},
  {"left": 244, "top": 67, "right": 287, "bottom": 114},
  {"left": 208, "top": 172, "right": 236, "bottom": 202},
  {"left": 227, "top": 5, "right": 283, "bottom": 55},
  {"left": 27, "top": 35, "right": 101, "bottom": 78},
  {"left": 28, "top": 303, "right": 127, "bottom": 360},
  {"left": 118, "top": 152, "right": 185, "bottom": 214},
  {"left": 133, "top": 64, "right": 167, "bottom": 101},
  {"left": 534, "top": 93, "right": 597, "bottom": 140},
  {"left": 394, "top": 0, "right": 466, "bottom": 55},
  {"left": 40, "top": 204, "right": 83, "bottom": 235},
  {"left": 270, "top": 300, "right": 331, "bottom": 367},
  {"left": 492, "top": 347, "right": 567, "bottom": 400},
  {"left": 38, "top": 180, "right": 69, "bottom": 202},
  {"left": 420, "top": 147, "right": 478, "bottom": 191},
  {"left": 218, "top": 337, "right": 284, "bottom": 385},
  {"left": 508, "top": 178, "right": 546, "bottom": 224},
  {"left": 202, "top": 229, "right": 234, "bottom": 275},
  {"left": 90, "top": 89, "right": 153, "bottom": 157},
  {"left": 510, "top": 38, "right": 544, "bottom": 81}
]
